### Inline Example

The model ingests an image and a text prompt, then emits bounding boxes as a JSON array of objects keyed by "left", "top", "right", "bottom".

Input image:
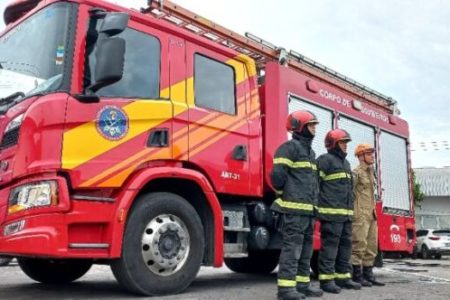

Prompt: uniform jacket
[
  {"left": 353, "top": 162, "right": 377, "bottom": 220},
  {"left": 270, "top": 134, "right": 318, "bottom": 216},
  {"left": 316, "top": 150, "right": 353, "bottom": 222}
]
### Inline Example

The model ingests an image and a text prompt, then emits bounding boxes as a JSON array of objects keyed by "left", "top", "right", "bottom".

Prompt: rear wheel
[
  {"left": 17, "top": 258, "right": 92, "bottom": 283},
  {"left": 421, "top": 245, "right": 430, "bottom": 259},
  {"left": 224, "top": 250, "right": 280, "bottom": 274},
  {"left": 111, "top": 192, "right": 204, "bottom": 296}
]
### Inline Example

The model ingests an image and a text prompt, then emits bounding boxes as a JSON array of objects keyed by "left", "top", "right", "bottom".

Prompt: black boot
[
  {"left": 363, "top": 266, "right": 385, "bottom": 286},
  {"left": 297, "top": 283, "right": 324, "bottom": 297},
  {"left": 320, "top": 280, "right": 341, "bottom": 294},
  {"left": 335, "top": 278, "right": 362, "bottom": 290},
  {"left": 353, "top": 265, "right": 372, "bottom": 287},
  {"left": 278, "top": 288, "right": 306, "bottom": 300}
]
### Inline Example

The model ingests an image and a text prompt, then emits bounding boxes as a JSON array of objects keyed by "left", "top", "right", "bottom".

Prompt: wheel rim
[{"left": 141, "top": 214, "right": 190, "bottom": 276}]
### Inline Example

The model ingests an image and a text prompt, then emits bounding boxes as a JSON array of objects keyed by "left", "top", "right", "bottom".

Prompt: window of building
[
  {"left": 88, "top": 28, "right": 160, "bottom": 98},
  {"left": 421, "top": 215, "right": 438, "bottom": 229},
  {"left": 194, "top": 54, "right": 236, "bottom": 115}
]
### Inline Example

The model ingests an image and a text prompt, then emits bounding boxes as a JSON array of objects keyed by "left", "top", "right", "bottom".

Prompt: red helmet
[
  {"left": 286, "top": 110, "right": 319, "bottom": 133},
  {"left": 325, "top": 129, "right": 352, "bottom": 150}
]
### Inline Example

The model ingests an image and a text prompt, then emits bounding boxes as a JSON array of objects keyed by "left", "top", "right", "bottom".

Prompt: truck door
[
  {"left": 186, "top": 43, "right": 251, "bottom": 195},
  {"left": 63, "top": 21, "right": 172, "bottom": 188}
]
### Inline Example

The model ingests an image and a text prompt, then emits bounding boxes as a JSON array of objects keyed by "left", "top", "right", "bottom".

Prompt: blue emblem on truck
[{"left": 96, "top": 106, "right": 129, "bottom": 140}]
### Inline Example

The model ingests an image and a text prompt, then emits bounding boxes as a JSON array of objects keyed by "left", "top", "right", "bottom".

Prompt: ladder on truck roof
[{"left": 142, "top": 0, "right": 397, "bottom": 112}]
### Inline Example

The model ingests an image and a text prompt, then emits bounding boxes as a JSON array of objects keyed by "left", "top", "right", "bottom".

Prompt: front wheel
[
  {"left": 17, "top": 258, "right": 92, "bottom": 283},
  {"left": 111, "top": 192, "right": 205, "bottom": 296},
  {"left": 224, "top": 250, "right": 280, "bottom": 274}
]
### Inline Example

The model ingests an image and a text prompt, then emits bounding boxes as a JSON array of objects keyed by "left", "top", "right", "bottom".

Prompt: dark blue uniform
[
  {"left": 270, "top": 133, "right": 318, "bottom": 290},
  {"left": 316, "top": 150, "right": 354, "bottom": 284}
]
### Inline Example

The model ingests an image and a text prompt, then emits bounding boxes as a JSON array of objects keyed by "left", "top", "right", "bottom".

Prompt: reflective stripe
[
  {"left": 274, "top": 199, "right": 314, "bottom": 211},
  {"left": 278, "top": 279, "right": 297, "bottom": 287},
  {"left": 273, "top": 158, "right": 316, "bottom": 170},
  {"left": 275, "top": 190, "right": 283, "bottom": 196},
  {"left": 273, "top": 158, "right": 294, "bottom": 167},
  {"left": 319, "top": 274, "right": 335, "bottom": 280},
  {"left": 317, "top": 207, "right": 354, "bottom": 216},
  {"left": 335, "top": 273, "right": 351, "bottom": 279},
  {"left": 319, "top": 171, "right": 326, "bottom": 178},
  {"left": 292, "top": 161, "right": 316, "bottom": 170},
  {"left": 296, "top": 275, "right": 310, "bottom": 283},
  {"left": 322, "top": 172, "right": 351, "bottom": 181}
]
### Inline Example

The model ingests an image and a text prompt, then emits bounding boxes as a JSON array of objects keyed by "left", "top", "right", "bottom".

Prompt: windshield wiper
[{"left": 0, "top": 91, "right": 25, "bottom": 104}]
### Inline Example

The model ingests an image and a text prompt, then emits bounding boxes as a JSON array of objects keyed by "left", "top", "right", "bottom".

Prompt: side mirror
[
  {"left": 87, "top": 37, "right": 125, "bottom": 94},
  {"left": 100, "top": 12, "right": 130, "bottom": 36}
]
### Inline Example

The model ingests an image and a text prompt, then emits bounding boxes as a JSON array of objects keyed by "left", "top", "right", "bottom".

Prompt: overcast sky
[{"left": 1, "top": 0, "right": 449, "bottom": 168}]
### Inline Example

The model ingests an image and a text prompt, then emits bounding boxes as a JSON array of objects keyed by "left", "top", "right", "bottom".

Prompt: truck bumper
[{"left": 0, "top": 176, "right": 116, "bottom": 259}]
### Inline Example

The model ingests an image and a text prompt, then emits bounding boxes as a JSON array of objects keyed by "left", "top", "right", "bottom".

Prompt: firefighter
[
  {"left": 316, "top": 129, "right": 362, "bottom": 294},
  {"left": 351, "top": 144, "right": 385, "bottom": 286},
  {"left": 271, "top": 110, "right": 323, "bottom": 300}
]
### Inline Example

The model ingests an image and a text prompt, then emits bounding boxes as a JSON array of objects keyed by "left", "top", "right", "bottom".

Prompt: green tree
[{"left": 413, "top": 170, "right": 425, "bottom": 206}]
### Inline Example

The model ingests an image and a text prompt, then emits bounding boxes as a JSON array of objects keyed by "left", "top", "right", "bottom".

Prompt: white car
[{"left": 416, "top": 229, "right": 450, "bottom": 259}]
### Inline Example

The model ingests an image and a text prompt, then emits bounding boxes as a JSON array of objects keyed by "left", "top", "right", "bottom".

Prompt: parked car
[
  {"left": 416, "top": 229, "right": 450, "bottom": 259},
  {"left": 0, "top": 256, "right": 13, "bottom": 267}
]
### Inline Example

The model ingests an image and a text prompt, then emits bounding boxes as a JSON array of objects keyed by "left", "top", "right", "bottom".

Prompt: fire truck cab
[{"left": 0, "top": 0, "right": 415, "bottom": 296}]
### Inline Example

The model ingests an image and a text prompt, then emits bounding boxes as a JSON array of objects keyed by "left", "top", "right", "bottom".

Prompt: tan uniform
[{"left": 351, "top": 162, "right": 378, "bottom": 267}]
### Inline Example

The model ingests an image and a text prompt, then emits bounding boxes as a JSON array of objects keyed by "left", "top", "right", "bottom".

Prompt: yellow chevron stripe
[
  {"left": 98, "top": 147, "right": 172, "bottom": 187},
  {"left": 189, "top": 109, "right": 259, "bottom": 158},
  {"left": 79, "top": 92, "right": 254, "bottom": 187},
  {"left": 79, "top": 91, "right": 257, "bottom": 187},
  {"left": 235, "top": 54, "right": 257, "bottom": 78},
  {"left": 79, "top": 148, "right": 152, "bottom": 187},
  {"left": 62, "top": 100, "right": 173, "bottom": 170}
]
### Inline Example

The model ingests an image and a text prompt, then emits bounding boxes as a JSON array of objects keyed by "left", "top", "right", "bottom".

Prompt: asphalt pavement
[{"left": 1, "top": 257, "right": 450, "bottom": 299}]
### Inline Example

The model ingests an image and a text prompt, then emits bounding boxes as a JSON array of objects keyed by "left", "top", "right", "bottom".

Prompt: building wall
[{"left": 415, "top": 196, "right": 450, "bottom": 229}]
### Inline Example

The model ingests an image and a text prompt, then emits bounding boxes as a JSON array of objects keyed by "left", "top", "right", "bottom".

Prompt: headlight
[
  {"left": 4, "top": 113, "right": 24, "bottom": 134},
  {"left": 8, "top": 181, "right": 58, "bottom": 214}
]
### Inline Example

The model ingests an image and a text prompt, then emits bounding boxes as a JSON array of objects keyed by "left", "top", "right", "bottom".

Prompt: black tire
[
  {"left": 421, "top": 245, "right": 430, "bottom": 259},
  {"left": 224, "top": 250, "right": 280, "bottom": 274},
  {"left": 434, "top": 253, "right": 442, "bottom": 260},
  {"left": 17, "top": 258, "right": 92, "bottom": 283},
  {"left": 0, "top": 256, "right": 13, "bottom": 267},
  {"left": 111, "top": 192, "right": 204, "bottom": 296}
]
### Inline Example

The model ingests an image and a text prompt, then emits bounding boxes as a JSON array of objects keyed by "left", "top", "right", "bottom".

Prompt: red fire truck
[{"left": 0, "top": 0, "right": 415, "bottom": 296}]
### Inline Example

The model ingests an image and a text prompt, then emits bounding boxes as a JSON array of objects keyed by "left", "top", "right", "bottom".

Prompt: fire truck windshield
[{"left": 0, "top": 2, "right": 75, "bottom": 102}]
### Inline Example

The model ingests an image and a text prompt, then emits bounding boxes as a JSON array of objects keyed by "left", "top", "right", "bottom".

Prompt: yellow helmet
[{"left": 354, "top": 143, "right": 375, "bottom": 156}]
